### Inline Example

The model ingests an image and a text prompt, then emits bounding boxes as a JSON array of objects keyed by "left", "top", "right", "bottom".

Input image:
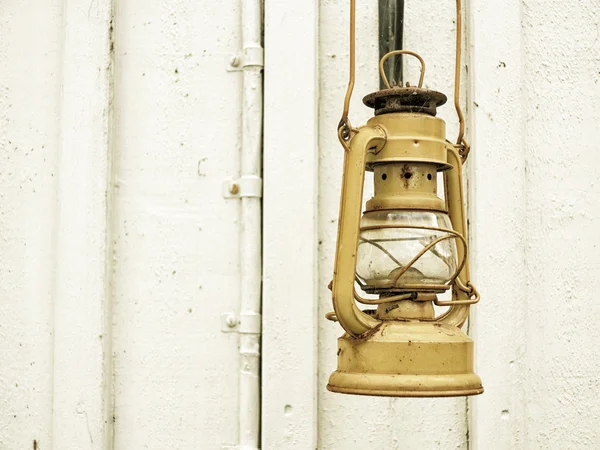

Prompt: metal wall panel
[
  {"left": 2, "top": 1, "right": 600, "bottom": 448},
  {"left": 0, "top": 2, "right": 63, "bottom": 448},
  {"left": 262, "top": 0, "right": 319, "bottom": 448},
  {"left": 111, "top": 1, "right": 243, "bottom": 448}
]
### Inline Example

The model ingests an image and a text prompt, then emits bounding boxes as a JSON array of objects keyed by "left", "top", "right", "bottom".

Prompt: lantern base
[{"left": 327, "top": 321, "right": 483, "bottom": 397}]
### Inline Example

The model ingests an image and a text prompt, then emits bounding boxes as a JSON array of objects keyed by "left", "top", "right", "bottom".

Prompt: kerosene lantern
[{"left": 327, "top": 0, "right": 483, "bottom": 397}]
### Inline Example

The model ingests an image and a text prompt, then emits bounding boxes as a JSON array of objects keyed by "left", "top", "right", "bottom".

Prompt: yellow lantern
[{"left": 327, "top": 0, "right": 483, "bottom": 397}]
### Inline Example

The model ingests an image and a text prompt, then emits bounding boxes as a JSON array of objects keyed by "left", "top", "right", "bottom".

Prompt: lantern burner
[{"left": 363, "top": 87, "right": 447, "bottom": 116}]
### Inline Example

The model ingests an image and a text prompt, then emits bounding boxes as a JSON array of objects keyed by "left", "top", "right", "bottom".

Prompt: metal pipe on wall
[
  {"left": 239, "top": 0, "right": 263, "bottom": 448},
  {"left": 378, "top": 0, "right": 405, "bottom": 88}
]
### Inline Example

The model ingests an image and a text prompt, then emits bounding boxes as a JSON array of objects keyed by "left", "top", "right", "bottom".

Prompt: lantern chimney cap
[{"left": 363, "top": 87, "right": 447, "bottom": 117}]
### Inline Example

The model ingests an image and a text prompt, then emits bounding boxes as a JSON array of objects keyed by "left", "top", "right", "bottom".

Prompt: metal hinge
[
  {"left": 222, "top": 175, "right": 262, "bottom": 199},
  {"left": 221, "top": 313, "right": 262, "bottom": 334},
  {"left": 226, "top": 46, "right": 264, "bottom": 72}
]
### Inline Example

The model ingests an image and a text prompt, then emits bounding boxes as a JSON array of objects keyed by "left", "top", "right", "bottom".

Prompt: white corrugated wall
[{"left": 1, "top": 0, "right": 599, "bottom": 449}]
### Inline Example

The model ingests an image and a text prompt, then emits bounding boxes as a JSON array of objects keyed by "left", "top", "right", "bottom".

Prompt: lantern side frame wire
[
  {"left": 332, "top": 0, "right": 481, "bottom": 333},
  {"left": 330, "top": 125, "right": 479, "bottom": 331},
  {"left": 331, "top": 126, "right": 387, "bottom": 336}
]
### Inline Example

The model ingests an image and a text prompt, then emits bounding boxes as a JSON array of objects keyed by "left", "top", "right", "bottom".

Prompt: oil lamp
[{"left": 327, "top": 0, "right": 483, "bottom": 397}]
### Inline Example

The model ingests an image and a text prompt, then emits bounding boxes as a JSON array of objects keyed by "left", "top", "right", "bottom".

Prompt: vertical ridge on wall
[
  {"left": 52, "top": 0, "right": 116, "bottom": 448},
  {"left": 521, "top": 1, "right": 600, "bottom": 448},
  {"left": 470, "top": 0, "right": 528, "bottom": 448},
  {"left": 262, "top": 0, "right": 319, "bottom": 447},
  {"left": 103, "top": 2, "right": 117, "bottom": 448},
  {"left": 111, "top": 1, "right": 243, "bottom": 447},
  {"left": 464, "top": 1, "right": 476, "bottom": 447},
  {"left": 0, "top": 2, "right": 63, "bottom": 447}
]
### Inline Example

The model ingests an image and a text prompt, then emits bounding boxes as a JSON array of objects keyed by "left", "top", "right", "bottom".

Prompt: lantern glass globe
[{"left": 356, "top": 210, "right": 458, "bottom": 290}]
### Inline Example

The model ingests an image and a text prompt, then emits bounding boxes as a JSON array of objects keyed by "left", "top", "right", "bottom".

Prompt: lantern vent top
[{"left": 363, "top": 87, "right": 447, "bottom": 117}]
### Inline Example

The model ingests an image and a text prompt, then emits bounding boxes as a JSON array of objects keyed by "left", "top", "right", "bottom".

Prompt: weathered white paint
[
  {"left": 2, "top": 1, "right": 600, "bottom": 449},
  {"left": 471, "top": 1, "right": 600, "bottom": 449},
  {"left": 521, "top": 1, "right": 599, "bottom": 448},
  {"left": 0, "top": 2, "right": 62, "bottom": 448},
  {"left": 110, "top": 0, "right": 243, "bottom": 448},
  {"left": 262, "top": 0, "right": 319, "bottom": 448},
  {"left": 52, "top": 1, "right": 115, "bottom": 448},
  {"left": 469, "top": 0, "right": 528, "bottom": 448}
]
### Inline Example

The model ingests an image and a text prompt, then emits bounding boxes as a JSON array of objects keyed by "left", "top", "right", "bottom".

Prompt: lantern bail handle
[
  {"left": 379, "top": 50, "right": 426, "bottom": 89},
  {"left": 340, "top": 0, "right": 471, "bottom": 160},
  {"left": 338, "top": 0, "right": 357, "bottom": 142}
]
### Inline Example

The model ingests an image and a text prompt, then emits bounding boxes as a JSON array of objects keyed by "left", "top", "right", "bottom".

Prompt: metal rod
[
  {"left": 378, "top": 0, "right": 404, "bottom": 89},
  {"left": 239, "top": 0, "right": 263, "bottom": 448}
]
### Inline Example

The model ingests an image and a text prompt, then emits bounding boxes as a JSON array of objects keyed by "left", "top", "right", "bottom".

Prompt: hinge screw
[
  {"left": 225, "top": 315, "right": 238, "bottom": 328},
  {"left": 230, "top": 55, "right": 241, "bottom": 68},
  {"left": 229, "top": 183, "right": 240, "bottom": 195}
]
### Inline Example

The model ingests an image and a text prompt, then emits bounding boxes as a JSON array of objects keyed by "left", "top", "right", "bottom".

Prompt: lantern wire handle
[
  {"left": 454, "top": 0, "right": 470, "bottom": 161},
  {"left": 338, "top": 0, "right": 357, "bottom": 141},
  {"left": 340, "top": 0, "right": 471, "bottom": 161},
  {"left": 379, "top": 50, "right": 426, "bottom": 89}
]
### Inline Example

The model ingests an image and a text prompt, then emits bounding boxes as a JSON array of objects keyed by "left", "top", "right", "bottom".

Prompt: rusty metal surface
[
  {"left": 363, "top": 87, "right": 447, "bottom": 116},
  {"left": 327, "top": 321, "right": 483, "bottom": 397}
]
